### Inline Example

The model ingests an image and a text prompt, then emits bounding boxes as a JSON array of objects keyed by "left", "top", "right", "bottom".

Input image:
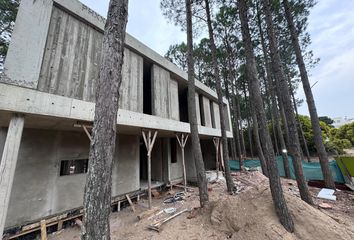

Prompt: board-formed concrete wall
[
  {"left": 212, "top": 102, "right": 221, "bottom": 129},
  {"left": 202, "top": 96, "right": 212, "bottom": 128},
  {"left": 169, "top": 79, "right": 180, "bottom": 121},
  {"left": 5, "top": 129, "right": 139, "bottom": 228},
  {"left": 151, "top": 65, "right": 180, "bottom": 120},
  {"left": 37, "top": 6, "right": 143, "bottom": 112},
  {"left": 151, "top": 65, "right": 170, "bottom": 118}
]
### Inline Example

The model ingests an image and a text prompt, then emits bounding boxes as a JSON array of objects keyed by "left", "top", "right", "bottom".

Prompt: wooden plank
[
  {"left": 126, "top": 195, "right": 135, "bottom": 212},
  {"left": 40, "top": 220, "right": 47, "bottom": 240},
  {"left": 57, "top": 220, "right": 63, "bottom": 231}
]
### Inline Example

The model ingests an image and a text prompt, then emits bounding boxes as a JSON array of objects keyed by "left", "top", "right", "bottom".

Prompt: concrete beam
[
  {"left": 0, "top": 83, "right": 233, "bottom": 138},
  {"left": 0, "top": 115, "right": 24, "bottom": 235}
]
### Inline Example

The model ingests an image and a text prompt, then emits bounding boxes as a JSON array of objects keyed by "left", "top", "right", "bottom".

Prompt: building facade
[{"left": 0, "top": 0, "right": 233, "bottom": 232}]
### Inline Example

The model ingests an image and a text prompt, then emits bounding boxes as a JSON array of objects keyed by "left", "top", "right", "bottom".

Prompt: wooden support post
[
  {"left": 142, "top": 129, "right": 158, "bottom": 209},
  {"left": 220, "top": 141, "right": 225, "bottom": 172},
  {"left": 176, "top": 133, "right": 189, "bottom": 191},
  {"left": 125, "top": 194, "right": 136, "bottom": 212},
  {"left": 81, "top": 125, "right": 92, "bottom": 141},
  {"left": 213, "top": 137, "right": 220, "bottom": 179},
  {"left": 57, "top": 220, "right": 63, "bottom": 231},
  {"left": 0, "top": 114, "right": 25, "bottom": 236},
  {"left": 40, "top": 220, "right": 47, "bottom": 240}
]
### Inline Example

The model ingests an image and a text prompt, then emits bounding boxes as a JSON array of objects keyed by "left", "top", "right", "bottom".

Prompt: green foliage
[
  {"left": 298, "top": 115, "right": 353, "bottom": 155},
  {"left": 0, "top": 0, "right": 19, "bottom": 68},
  {"left": 319, "top": 116, "right": 334, "bottom": 126}
]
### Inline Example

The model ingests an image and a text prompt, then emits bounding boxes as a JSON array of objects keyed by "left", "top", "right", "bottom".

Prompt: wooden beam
[
  {"left": 81, "top": 125, "right": 92, "bottom": 141},
  {"left": 40, "top": 220, "right": 47, "bottom": 240},
  {"left": 0, "top": 114, "right": 25, "bottom": 236},
  {"left": 125, "top": 195, "right": 136, "bottom": 212},
  {"left": 142, "top": 129, "right": 158, "bottom": 209},
  {"left": 176, "top": 133, "right": 189, "bottom": 191}
]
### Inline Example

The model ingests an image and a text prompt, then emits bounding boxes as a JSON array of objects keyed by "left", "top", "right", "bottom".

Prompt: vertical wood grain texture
[{"left": 38, "top": 7, "right": 143, "bottom": 112}]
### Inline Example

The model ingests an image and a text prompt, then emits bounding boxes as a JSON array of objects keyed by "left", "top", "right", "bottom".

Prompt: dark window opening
[
  {"left": 143, "top": 60, "right": 152, "bottom": 115},
  {"left": 60, "top": 159, "right": 88, "bottom": 176},
  {"left": 171, "top": 139, "right": 177, "bottom": 163},
  {"left": 210, "top": 100, "right": 216, "bottom": 128},
  {"left": 178, "top": 87, "right": 189, "bottom": 123},
  {"left": 199, "top": 94, "right": 205, "bottom": 126}
]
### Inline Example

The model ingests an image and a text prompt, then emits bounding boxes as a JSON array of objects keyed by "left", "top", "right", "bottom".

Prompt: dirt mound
[{"left": 210, "top": 183, "right": 354, "bottom": 240}]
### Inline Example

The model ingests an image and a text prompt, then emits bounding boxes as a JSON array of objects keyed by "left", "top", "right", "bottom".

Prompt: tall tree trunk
[
  {"left": 238, "top": 96, "right": 247, "bottom": 157},
  {"left": 238, "top": 0, "right": 294, "bottom": 232},
  {"left": 291, "top": 87, "right": 311, "bottom": 162},
  {"left": 262, "top": 0, "right": 313, "bottom": 205},
  {"left": 82, "top": 1, "right": 129, "bottom": 239},
  {"left": 243, "top": 86, "right": 254, "bottom": 158},
  {"left": 231, "top": 80, "right": 244, "bottom": 165},
  {"left": 224, "top": 76, "right": 238, "bottom": 160},
  {"left": 204, "top": 0, "right": 235, "bottom": 192},
  {"left": 256, "top": 5, "right": 290, "bottom": 178},
  {"left": 185, "top": 0, "right": 209, "bottom": 207},
  {"left": 251, "top": 103, "right": 268, "bottom": 176},
  {"left": 283, "top": 0, "right": 335, "bottom": 189}
]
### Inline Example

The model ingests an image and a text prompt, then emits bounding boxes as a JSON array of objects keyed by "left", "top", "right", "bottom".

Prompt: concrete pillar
[{"left": 0, "top": 115, "right": 25, "bottom": 235}]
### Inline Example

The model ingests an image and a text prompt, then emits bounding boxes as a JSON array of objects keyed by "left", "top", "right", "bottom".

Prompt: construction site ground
[{"left": 49, "top": 171, "right": 354, "bottom": 240}]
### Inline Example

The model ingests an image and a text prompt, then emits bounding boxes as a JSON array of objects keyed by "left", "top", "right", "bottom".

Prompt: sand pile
[{"left": 210, "top": 181, "right": 354, "bottom": 240}]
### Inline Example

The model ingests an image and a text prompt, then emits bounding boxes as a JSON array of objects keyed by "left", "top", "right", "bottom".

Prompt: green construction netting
[{"left": 229, "top": 155, "right": 345, "bottom": 183}]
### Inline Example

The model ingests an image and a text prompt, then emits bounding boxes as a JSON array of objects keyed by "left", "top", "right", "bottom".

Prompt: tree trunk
[
  {"left": 204, "top": 0, "right": 235, "bottom": 192},
  {"left": 185, "top": 0, "right": 209, "bottom": 207},
  {"left": 251, "top": 103, "right": 268, "bottom": 176},
  {"left": 81, "top": 1, "right": 129, "bottom": 239},
  {"left": 262, "top": 0, "right": 313, "bottom": 205},
  {"left": 291, "top": 83, "right": 311, "bottom": 162},
  {"left": 231, "top": 80, "right": 244, "bottom": 165},
  {"left": 283, "top": 0, "right": 335, "bottom": 189},
  {"left": 256, "top": 6, "right": 290, "bottom": 178},
  {"left": 238, "top": 0, "right": 294, "bottom": 232}
]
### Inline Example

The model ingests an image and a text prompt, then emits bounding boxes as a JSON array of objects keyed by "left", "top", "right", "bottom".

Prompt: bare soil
[{"left": 49, "top": 171, "right": 354, "bottom": 240}]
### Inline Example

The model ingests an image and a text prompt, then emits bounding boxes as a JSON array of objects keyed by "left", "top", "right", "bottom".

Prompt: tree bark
[
  {"left": 282, "top": 0, "right": 335, "bottom": 189},
  {"left": 81, "top": 1, "right": 129, "bottom": 239},
  {"left": 290, "top": 82, "right": 311, "bottom": 162},
  {"left": 251, "top": 103, "right": 268, "bottom": 176},
  {"left": 238, "top": 0, "right": 294, "bottom": 232},
  {"left": 262, "top": 0, "right": 313, "bottom": 205},
  {"left": 204, "top": 0, "right": 235, "bottom": 192},
  {"left": 185, "top": 0, "right": 209, "bottom": 207},
  {"left": 256, "top": 6, "right": 290, "bottom": 178},
  {"left": 231, "top": 80, "right": 244, "bottom": 165}
]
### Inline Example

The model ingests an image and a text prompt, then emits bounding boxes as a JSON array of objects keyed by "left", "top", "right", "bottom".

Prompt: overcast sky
[{"left": 79, "top": 0, "right": 354, "bottom": 119}]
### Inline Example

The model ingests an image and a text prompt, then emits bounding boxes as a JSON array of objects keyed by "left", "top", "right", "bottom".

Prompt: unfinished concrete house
[{"left": 0, "top": 0, "right": 233, "bottom": 237}]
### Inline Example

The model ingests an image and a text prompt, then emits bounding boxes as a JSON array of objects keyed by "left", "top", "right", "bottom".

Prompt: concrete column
[{"left": 0, "top": 115, "right": 25, "bottom": 235}]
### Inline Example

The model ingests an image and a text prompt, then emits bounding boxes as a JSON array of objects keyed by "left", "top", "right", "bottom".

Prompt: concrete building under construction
[{"left": 0, "top": 0, "right": 233, "bottom": 236}]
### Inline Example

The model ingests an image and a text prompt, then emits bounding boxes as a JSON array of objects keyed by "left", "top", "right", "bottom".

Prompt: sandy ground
[{"left": 49, "top": 172, "right": 354, "bottom": 240}]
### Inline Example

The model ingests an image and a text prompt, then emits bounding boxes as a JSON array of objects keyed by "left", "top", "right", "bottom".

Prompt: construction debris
[
  {"left": 317, "top": 188, "right": 337, "bottom": 201},
  {"left": 147, "top": 209, "right": 189, "bottom": 232}
]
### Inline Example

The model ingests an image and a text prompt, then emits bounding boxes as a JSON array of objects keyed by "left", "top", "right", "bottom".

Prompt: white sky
[{"left": 79, "top": 0, "right": 354, "bottom": 119}]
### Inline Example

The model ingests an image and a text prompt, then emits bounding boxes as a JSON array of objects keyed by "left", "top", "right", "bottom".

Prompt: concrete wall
[
  {"left": 167, "top": 138, "right": 183, "bottom": 182},
  {"left": 212, "top": 102, "right": 221, "bottom": 129},
  {"left": 185, "top": 139, "right": 216, "bottom": 183},
  {"left": 37, "top": 6, "right": 144, "bottom": 112},
  {"left": 195, "top": 93, "right": 201, "bottom": 125},
  {"left": 201, "top": 96, "right": 212, "bottom": 128},
  {"left": 151, "top": 65, "right": 170, "bottom": 118},
  {"left": 169, "top": 79, "right": 180, "bottom": 121},
  {"left": 5, "top": 129, "right": 139, "bottom": 228}
]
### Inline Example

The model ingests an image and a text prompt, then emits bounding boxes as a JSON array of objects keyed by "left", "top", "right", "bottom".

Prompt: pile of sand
[{"left": 210, "top": 182, "right": 354, "bottom": 240}]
